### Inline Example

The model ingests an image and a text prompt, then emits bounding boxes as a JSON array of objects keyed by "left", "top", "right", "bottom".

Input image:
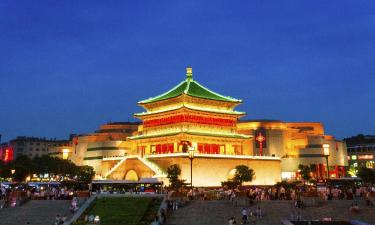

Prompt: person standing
[
  {"left": 256, "top": 207, "right": 262, "bottom": 218},
  {"left": 241, "top": 208, "right": 248, "bottom": 224}
]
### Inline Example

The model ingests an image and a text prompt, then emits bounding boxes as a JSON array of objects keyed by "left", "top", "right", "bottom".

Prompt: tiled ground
[
  {"left": 0, "top": 200, "right": 71, "bottom": 225},
  {"left": 167, "top": 200, "right": 375, "bottom": 225}
]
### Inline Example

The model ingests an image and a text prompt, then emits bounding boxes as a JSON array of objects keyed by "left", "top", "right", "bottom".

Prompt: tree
[
  {"left": 77, "top": 165, "right": 95, "bottom": 183},
  {"left": 233, "top": 165, "right": 255, "bottom": 186},
  {"left": 167, "top": 164, "right": 183, "bottom": 189},
  {"left": 10, "top": 155, "right": 33, "bottom": 182},
  {"left": 298, "top": 164, "right": 311, "bottom": 185},
  {"left": 0, "top": 160, "right": 10, "bottom": 179},
  {"left": 0, "top": 155, "right": 96, "bottom": 183},
  {"left": 357, "top": 167, "right": 375, "bottom": 184}
]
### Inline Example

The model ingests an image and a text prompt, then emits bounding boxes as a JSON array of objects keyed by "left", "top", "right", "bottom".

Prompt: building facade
[
  {"left": 238, "top": 121, "right": 348, "bottom": 180},
  {"left": 70, "top": 68, "right": 348, "bottom": 186},
  {"left": 345, "top": 135, "right": 375, "bottom": 170},
  {"left": 71, "top": 122, "right": 139, "bottom": 171},
  {"left": 9, "top": 136, "right": 71, "bottom": 159}
]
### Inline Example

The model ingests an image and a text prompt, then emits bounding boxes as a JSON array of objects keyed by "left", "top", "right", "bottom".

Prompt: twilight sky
[{"left": 1, "top": 1, "right": 375, "bottom": 141}]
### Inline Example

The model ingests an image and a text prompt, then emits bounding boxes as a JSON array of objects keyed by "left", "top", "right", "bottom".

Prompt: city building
[
  {"left": 237, "top": 120, "right": 348, "bottom": 180},
  {"left": 71, "top": 122, "right": 139, "bottom": 166},
  {"left": 70, "top": 68, "right": 348, "bottom": 186},
  {"left": 345, "top": 134, "right": 375, "bottom": 169},
  {"left": 9, "top": 136, "right": 71, "bottom": 159}
]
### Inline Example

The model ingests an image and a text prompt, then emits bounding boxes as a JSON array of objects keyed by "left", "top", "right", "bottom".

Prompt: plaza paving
[
  {"left": 167, "top": 200, "right": 375, "bottom": 225},
  {"left": 0, "top": 200, "right": 72, "bottom": 225}
]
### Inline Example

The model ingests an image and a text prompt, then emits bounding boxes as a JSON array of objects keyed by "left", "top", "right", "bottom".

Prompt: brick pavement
[
  {"left": 167, "top": 200, "right": 375, "bottom": 225},
  {"left": 0, "top": 200, "right": 72, "bottom": 225}
]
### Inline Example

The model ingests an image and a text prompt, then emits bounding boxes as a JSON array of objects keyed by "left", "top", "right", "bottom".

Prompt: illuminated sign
[
  {"left": 143, "top": 115, "right": 235, "bottom": 128},
  {"left": 358, "top": 155, "right": 374, "bottom": 160},
  {"left": 351, "top": 155, "right": 357, "bottom": 160},
  {"left": 366, "top": 161, "right": 374, "bottom": 168},
  {"left": 0, "top": 146, "right": 14, "bottom": 162}
]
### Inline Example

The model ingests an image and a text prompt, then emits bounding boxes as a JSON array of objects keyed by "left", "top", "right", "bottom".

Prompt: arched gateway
[{"left": 125, "top": 170, "right": 138, "bottom": 181}]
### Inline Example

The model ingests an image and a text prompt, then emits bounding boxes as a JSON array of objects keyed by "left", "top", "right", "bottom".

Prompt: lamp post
[
  {"left": 323, "top": 144, "right": 330, "bottom": 179},
  {"left": 188, "top": 146, "right": 195, "bottom": 189}
]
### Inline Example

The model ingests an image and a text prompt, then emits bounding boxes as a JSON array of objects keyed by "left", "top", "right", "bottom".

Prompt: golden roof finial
[{"left": 186, "top": 66, "right": 193, "bottom": 79}]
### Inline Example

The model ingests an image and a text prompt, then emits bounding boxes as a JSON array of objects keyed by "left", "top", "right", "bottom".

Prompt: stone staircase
[
  {"left": 137, "top": 156, "right": 167, "bottom": 178},
  {"left": 104, "top": 155, "right": 166, "bottom": 179},
  {"left": 104, "top": 157, "right": 127, "bottom": 178}
]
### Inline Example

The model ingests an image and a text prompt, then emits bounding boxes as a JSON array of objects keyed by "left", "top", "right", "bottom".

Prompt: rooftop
[
  {"left": 106, "top": 122, "right": 141, "bottom": 125},
  {"left": 138, "top": 67, "right": 242, "bottom": 104},
  {"left": 10, "top": 136, "right": 70, "bottom": 143},
  {"left": 239, "top": 119, "right": 283, "bottom": 123}
]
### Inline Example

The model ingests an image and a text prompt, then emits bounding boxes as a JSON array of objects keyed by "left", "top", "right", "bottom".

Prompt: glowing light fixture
[
  {"left": 323, "top": 144, "right": 330, "bottom": 178},
  {"left": 188, "top": 146, "right": 195, "bottom": 189},
  {"left": 323, "top": 144, "right": 330, "bottom": 156},
  {"left": 62, "top": 148, "right": 70, "bottom": 160}
]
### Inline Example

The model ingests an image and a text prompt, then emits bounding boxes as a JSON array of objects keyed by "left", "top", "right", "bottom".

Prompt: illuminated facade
[
  {"left": 237, "top": 121, "right": 348, "bottom": 180},
  {"left": 71, "top": 68, "right": 348, "bottom": 186},
  {"left": 9, "top": 136, "right": 71, "bottom": 159},
  {"left": 346, "top": 135, "right": 375, "bottom": 170}
]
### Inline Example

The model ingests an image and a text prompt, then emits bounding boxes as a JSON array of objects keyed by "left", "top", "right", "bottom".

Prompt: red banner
[
  {"left": 198, "top": 143, "right": 220, "bottom": 154},
  {"left": 0, "top": 146, "right": 14, "bottom": 163},
  {"left": 155, "top": 143, "right": 174, "bottom": 154},
  {"left": 144, "top": 115, "right": 235, "bottom": 128}
]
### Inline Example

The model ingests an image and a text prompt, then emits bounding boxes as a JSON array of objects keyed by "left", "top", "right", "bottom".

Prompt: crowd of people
[
  {"left": 320, "top": 186, "right": 375, "bottom": 203},
  {"left": 222, "top": 185, "right": 374, "bottom": 224},
  {"left": 161, "top": 184, "right": 375, "bottom": 225},
  {"left": 222, "top": 185, "right": 375, "bottom": 204},
  {"left": 26, "top": 186, "right": 75, "bottom": 200},
  {"left": 0, "top": 184, "right": 78, "bottom": 209}
]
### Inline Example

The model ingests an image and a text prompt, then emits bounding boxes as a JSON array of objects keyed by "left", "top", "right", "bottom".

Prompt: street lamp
[
  {"left": 188, "top": 146, "right": 195, "bottom": 189},
  {"left": 323, "top": 144, "right": 330, "bottom": 179},
  {"left": 10, "top": 169, "right": 15, "bottom": 181}
]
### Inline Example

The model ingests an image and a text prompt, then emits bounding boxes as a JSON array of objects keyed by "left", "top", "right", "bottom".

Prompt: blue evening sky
[{"left": 0, "top": 1, "right": 374, "bottom": 141}]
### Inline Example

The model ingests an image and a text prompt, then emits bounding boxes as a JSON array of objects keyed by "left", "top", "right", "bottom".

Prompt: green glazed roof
[{"left": 139, "top": 71, "right": 242, "bottom": 104}]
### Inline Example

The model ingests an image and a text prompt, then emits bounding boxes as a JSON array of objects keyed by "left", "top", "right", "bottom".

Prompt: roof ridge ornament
[{"left": 186, "top": 67, "right": 193, "bottom": 80}]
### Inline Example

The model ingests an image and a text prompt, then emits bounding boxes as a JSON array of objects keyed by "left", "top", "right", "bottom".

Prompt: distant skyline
[{"left": 1, "top": 1, "right": 375, "bottom": 142}]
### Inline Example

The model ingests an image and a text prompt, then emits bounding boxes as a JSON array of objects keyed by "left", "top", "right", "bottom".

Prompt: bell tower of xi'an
[{"left": 131, "top": 67, "right": 250, "bottom": 156}]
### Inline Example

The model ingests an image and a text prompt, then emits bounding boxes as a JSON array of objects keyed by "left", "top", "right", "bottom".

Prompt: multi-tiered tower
[{"left": 130, "top": 67, "right": 250, "bottom": 156}]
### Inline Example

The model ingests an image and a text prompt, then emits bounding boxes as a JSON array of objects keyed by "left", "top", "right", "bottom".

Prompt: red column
[
  {"left": 335, "top": 165, "right": 339, "bottom": 178},
  {"left": 156, "top": 144, "right": 161, "bottom": 154},
  {"left": 341, "top": 166, "right": 346, "bottom": 177},
  {"left": 198, "top": 144, "right": 203, "bottom": 153}
]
